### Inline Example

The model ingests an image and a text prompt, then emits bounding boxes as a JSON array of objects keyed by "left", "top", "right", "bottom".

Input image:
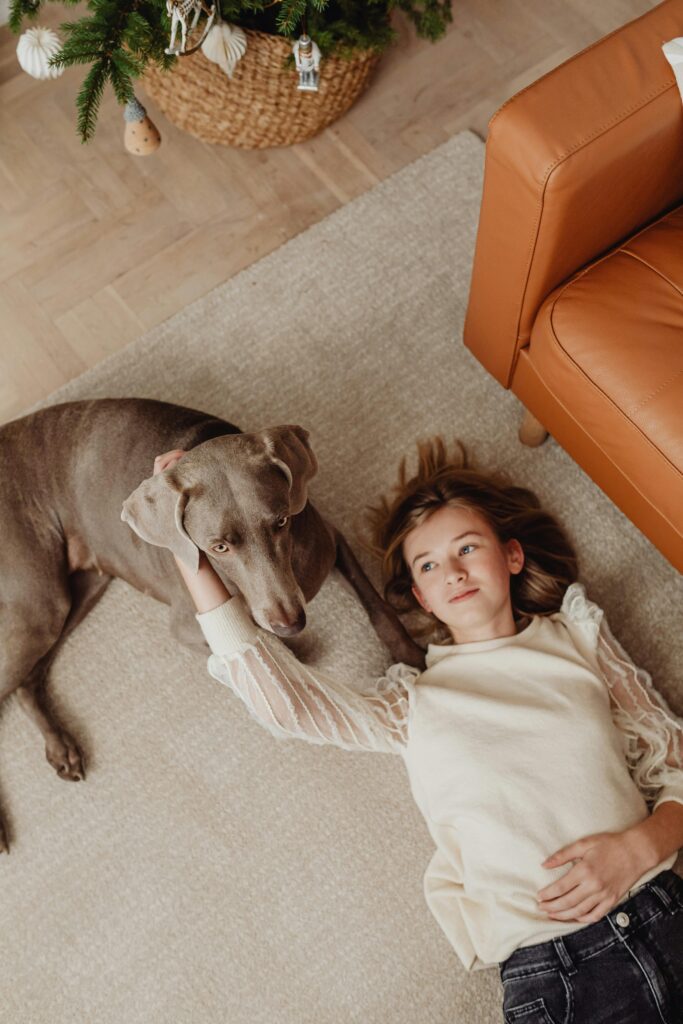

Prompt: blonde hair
[{"left": 365, "top": 438, "right": 578, "bottom": 641}]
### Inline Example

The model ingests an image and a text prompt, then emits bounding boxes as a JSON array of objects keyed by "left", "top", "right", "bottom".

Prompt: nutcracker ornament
[{"left": 293, "top": 33, "right": 321, "bottom": 92}]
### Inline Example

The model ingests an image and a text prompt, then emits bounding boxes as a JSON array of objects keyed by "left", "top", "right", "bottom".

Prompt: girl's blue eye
[
  {"left": 460, "top": 544, "right": 476, "bottom": 555},
  {"left": 420, "top": 561, "right": 435, "bottom": 573}
]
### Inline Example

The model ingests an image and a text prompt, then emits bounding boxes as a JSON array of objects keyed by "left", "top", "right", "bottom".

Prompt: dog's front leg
[
  {"left": 333, "top": 529, "right": 425, "bottom": 669},
  {"left": 169, "top": 590, "right": 211, "bottom": 654}
]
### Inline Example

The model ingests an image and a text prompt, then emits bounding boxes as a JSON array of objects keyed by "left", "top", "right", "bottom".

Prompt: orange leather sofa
[{"left": 463, "top": 0, "right": 683, "bottom": 571}]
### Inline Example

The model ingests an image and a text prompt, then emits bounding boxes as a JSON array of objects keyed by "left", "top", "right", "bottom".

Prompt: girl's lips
[{"left": 449, "top": 588, "right": 479, "bottom": 603}]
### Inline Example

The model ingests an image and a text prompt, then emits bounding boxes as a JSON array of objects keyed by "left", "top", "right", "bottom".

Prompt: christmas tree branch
[
  {"left": 75, "top": 59, "right": 108, "bottom": 141},
  {"left": 11, "top": 0, "right": 453, "bottom": 141},
  {"left": 47, "top": 0, "right": 172, "bottom": 141},
  {"left": 9, "top": 0, "right": 43, "bottom": 34},
  {"left": 9, "top": 0, "right": 81, "bottom": 33},
  {"left": 391, "top": 0, "right": 453, "bottom": 42}
]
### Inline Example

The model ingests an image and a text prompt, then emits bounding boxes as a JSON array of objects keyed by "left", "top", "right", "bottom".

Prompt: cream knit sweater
[{"left": 196, "top": 582, "right": 683, "bottom": 971}]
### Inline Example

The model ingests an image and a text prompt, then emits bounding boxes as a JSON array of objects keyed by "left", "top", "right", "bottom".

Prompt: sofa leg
[{"left": 519, "top": 408, "right": 549, "bottom": 447}]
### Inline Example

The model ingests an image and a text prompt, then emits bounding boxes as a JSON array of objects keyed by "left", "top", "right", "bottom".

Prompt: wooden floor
[{"left": 0, "top": 0, "right": 655, "bottom": 423}]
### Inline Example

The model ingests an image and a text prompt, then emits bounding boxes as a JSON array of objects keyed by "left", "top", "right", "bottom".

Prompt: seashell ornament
[
  {"left": 16, "top": 26, "right": 65, "bottom": 80},
  {"left": 201, "top": 22, "right": 247, "bottom": 78},
  {"left": 123, "top": 97, "right": 161, "bottom": 156}
]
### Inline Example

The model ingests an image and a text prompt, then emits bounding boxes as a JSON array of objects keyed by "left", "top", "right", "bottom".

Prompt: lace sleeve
[
  {"left": 196, "top": 596, "right": 420, "bottom": 755},
  {"left": 596, "top": 616, "right": 683, "bottom": 810},
  {"left": 562, "top": 582, "right": 683, "bottom": 810}
]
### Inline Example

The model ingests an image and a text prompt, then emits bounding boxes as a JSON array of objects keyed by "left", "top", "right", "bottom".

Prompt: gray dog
[{"left": 0, "top": 397, "right": 423, "bottom": 853}]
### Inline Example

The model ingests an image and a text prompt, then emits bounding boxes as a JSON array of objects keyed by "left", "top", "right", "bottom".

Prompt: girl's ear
[
  {"left": 412, "top": 583, "right": 432, "bottom": 614},
  {"left": 507, "top": 539, "right": 525, "bottom": 575}
]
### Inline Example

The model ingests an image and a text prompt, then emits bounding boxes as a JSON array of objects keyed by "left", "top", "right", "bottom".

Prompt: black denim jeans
[{"left": 498, "top": 869, "right": 683, "bottom": 1024}]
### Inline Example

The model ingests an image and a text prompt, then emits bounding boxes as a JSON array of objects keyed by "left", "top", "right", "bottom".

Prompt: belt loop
[
  {"left": 650, "top": 881, "right": 676, "bottom": 916},
  {"left": 552, "top": 937, "right": 578, "bottom": 976}
]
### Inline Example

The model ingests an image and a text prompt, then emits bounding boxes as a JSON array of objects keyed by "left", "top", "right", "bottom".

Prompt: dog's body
[{"left": 0, "top": 398, "right": 422, "bottom": 852}]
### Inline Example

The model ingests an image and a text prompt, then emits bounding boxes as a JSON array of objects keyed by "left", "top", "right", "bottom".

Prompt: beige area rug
[{"left": 2, "top": 129, "right": 682, "bottom": 1024}]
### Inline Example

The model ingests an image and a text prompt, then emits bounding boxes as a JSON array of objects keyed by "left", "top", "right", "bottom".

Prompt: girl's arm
[
  {"left": 156, "top": 448, "right": 416, "bottom": 755},
  {"left": 561, "top": 583, "right": 683, "bottom": 814},
  {"left": 627, "top": 800, "right": 683, "bottom": 872},
  {"left": 191, "top": 585, "right": 415, "bottom": 754},
  {"left": 595, "top": 613, "right": 683, "bottom": 812},
  {"left": 538, "top": 584, "right": 683, "bottom": 924},
  {"left": 595, "top": 613, "right": 683, "bottom": 866},
  {"left": 174, "top": 548, "right": 231, "bottom": 613}
]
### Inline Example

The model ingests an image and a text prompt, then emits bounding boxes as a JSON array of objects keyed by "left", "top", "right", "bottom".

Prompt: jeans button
[{"left": 616, "top": 912, "right": 630, "bottom": 927}]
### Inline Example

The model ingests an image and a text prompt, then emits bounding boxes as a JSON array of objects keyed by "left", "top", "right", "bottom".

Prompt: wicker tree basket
[{"left": 143, "top": 28, "right": 380, "bottom": 148}]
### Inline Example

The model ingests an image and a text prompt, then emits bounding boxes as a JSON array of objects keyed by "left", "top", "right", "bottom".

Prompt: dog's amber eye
[
  {"left": 276, "top": 516, "right": 288, "bottom": 529},
  {"left": 212, "top": 543, "right": 229, "bottom": 554}
]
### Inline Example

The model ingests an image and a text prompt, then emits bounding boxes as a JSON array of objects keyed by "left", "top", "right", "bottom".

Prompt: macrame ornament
[
  {"left": 123, "top": 97, "right": 161, "bottom": 156},
  {"left": 16, "top": 26, "right": 65, "bottom": 80},
  {"left": 201, "top": 21, "right": 247, "bottom": 77},
  {"left": 292, "top": 33, "right": 321, "bottom": 92}
]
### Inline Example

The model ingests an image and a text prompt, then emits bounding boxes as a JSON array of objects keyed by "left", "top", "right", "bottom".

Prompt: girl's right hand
[{"left": 153, "top": 449, "right": 187, "bottom": 476}]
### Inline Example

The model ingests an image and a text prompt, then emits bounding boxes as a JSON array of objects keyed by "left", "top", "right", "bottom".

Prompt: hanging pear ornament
[
  {"left": 123, "top": 97, "right": 161, "bottom": 155},
  {"left": 16, "top": 26, "right": 65, "bottom": 80}
]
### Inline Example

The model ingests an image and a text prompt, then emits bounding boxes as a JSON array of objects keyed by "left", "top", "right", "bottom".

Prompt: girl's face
[{"left": 402, "top": 504, "right": 525, "bottom": 644}]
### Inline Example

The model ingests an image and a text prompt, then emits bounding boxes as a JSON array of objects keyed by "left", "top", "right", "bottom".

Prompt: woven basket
[{"left": 143, "top": 29, "right": 380, "bottom": 148}]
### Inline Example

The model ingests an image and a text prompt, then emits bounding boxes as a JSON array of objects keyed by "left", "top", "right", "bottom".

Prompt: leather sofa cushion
[
  {"left": 528, "top": 204, "right": 683, "bottom": 529},
  {"left": 463, "top": 0, "right": 683, "bottom": 389}
]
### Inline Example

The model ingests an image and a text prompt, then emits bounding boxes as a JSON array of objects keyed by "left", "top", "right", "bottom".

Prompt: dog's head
[{"left": 121, "top": 425, "right": 317, "bottom": 636}]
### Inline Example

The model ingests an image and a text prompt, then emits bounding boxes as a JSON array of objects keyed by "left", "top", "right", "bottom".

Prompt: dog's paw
[{"left": 46, "top": 730, "right": 86, "bottom": 782}]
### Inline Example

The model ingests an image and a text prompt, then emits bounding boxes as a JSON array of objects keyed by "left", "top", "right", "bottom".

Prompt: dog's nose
[{"left": 269, "top": 609, "right": 306, "bottom": 637}]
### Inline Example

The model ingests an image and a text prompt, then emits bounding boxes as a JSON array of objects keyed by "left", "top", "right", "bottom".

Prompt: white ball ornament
[
  {"left": 16, "top": 26, "right": 65, "bottom": 80},
  {"left": 201, "top": 22, "right": 247, "bottom": 78}
]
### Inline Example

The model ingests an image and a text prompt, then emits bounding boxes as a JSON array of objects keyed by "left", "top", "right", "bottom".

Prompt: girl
[{"left": 153, "top": 438, "right": 683, "bottom": 1024}]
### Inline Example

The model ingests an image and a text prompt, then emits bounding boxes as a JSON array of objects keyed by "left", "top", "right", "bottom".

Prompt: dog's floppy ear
[
  {"left": 121, "top": 471, "right": 200, "bottom": 573},
  {"left": 260, "top": 425, "right": 318, "bottom": 515}
]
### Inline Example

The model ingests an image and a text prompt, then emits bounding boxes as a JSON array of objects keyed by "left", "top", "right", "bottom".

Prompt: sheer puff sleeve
[
  {"left": 562, "top": 582, "right": 683, "bottom": 810},
  {"left": 195, "top": 596, "right": 420, "bottom": 755}
]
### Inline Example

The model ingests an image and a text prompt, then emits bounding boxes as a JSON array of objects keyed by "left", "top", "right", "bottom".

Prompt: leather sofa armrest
[{"left": 463, "top": 0, "right": 683, "bottom": 388}]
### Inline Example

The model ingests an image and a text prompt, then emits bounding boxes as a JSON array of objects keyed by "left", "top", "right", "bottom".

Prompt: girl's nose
[{"left": 445, "top": 558, "right": 467, "bottom": 583}]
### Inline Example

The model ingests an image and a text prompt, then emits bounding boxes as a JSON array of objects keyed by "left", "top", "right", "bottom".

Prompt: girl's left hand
[{"left": 537, "top": 829, "right": 647, "bottom": 924}]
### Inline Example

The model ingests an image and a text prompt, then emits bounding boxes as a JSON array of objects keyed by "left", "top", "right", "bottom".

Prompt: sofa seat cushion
[{"left": 528, "top": 205, "right": 683, "bottom": 531}]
